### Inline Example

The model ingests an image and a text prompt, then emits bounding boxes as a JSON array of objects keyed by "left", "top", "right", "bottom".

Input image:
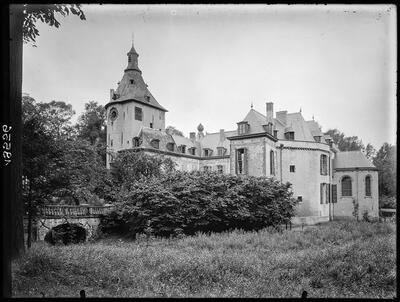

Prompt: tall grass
[{"left": 12, "top": 221, "right": 396, "bottom": 298}]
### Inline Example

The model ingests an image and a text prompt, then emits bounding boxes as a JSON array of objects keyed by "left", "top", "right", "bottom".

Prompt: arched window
[
  {"left": 365, "top": 175, "right": 371, "bottom": 197},
  {"left": 270, "top": 150, "right": 275, "bottom": 175},
  {"left": 320, "top": 154, "right": 328, "bottom": 175},
  {"left": 341, "top": 176, "right": 352, "bottom": 197},
  {"left": 150, "top": 139, "right": 159, "bottom": 149}
]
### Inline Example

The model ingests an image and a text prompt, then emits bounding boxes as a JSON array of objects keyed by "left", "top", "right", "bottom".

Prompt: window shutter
[
  {"left": 332, "top": 185, "right": 337, "bottom": 203},
  {"left": 320, "top": 183, "right": 324, "bottom": 204},
  {"left": 244, "top": 148, "right": 248, "bottom": 175},
  {"left": 235, "top": 149, "right": 238, "bottom": 174},
  {"left": 326, "top": 184, "right": 330, "bottom": 204}
]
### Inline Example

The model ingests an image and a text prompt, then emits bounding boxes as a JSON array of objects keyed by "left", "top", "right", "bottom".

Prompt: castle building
[{"left": 105, "top": 42, "right": 379, "bottom": 224}]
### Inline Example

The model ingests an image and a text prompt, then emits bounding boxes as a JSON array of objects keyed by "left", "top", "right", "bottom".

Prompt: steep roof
[
  {"left": 285, "top": 113, "right": 315, "bottom": 141},
  {"left": 171, "top": 134, "right": 195, "bottom": 149},
  {"left": 106, "top": 44, "right": 167, "bottom": 112},
  {"left": 139, "top": 127, "right": 174, "bottom": 151},
  {"left": 240, "top": 109, "right": 267, "bottom": 134},
  {"left": 335, "top": 151, "right": 376, "bottom": 169},
  {"left": 200, "top": 130, "right": 236, "bottom": 154}
]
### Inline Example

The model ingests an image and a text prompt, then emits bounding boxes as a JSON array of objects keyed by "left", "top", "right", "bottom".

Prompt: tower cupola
[{"left": 125, "top": 40, "right": 141, "bottom": 73}]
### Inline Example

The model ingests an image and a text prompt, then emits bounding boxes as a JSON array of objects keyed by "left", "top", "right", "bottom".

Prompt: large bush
[{"left": 99, "top": 171, "right": 298, "bottom": 238}]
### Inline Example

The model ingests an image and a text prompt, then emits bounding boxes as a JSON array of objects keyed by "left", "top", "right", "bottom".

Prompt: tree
[
  {"left": 166, "top": 125, "right": 184, "bottom": 137},
  {"left": 76, "top": 101, "right": 106, "bottom": 145},
  {"left": 373, "top": 143, "right": 396, "bottom": 198},
  {"left": 76, "top": 101, "right": 107, "bottom": 164},
  {"left": 324, "top": 129, "right": 365, "bottom": 152},
  {"left": 22, "top": 4, "right": 86, "bottom": 46},
  {"left": 3, "top": 4, "right": 85, "bottom": 296},
  {"left": 364, "top": 143, "right": 377, "bottom": 161}
]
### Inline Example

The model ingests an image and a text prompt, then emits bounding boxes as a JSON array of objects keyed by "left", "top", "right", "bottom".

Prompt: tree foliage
[
  {"left": 166, "top": 125, "right": 184, "bottom": 137},
  {"left": 324, "top": 129, "right": 365, "bottom": 152},
  {"left": 22, "top": 4, "right": 86, "bottom": 46},
  {"left": 373, "top": 143, "right": 396, "bottom": 198},
  {"left": 99, "top": 170, "right": 298, "bottom": 238}
]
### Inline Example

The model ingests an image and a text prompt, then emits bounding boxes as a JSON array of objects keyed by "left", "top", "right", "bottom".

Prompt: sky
[{"left": 22, "top": 4, "right": 397, "bottom": 149}]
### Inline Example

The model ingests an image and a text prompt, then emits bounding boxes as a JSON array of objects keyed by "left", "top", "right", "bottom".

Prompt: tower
[{"left": 105, "top": 40, "right": 168, "bottom": 168}]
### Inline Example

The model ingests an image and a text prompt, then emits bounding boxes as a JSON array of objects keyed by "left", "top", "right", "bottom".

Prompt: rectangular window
[
  {"left": 270, "top": 150, "right": 275, "bottom": 175},
  {"left": 121, "top": 132, "right": 123, "bottom": 146},
  {"left": 320, "top": 155, "right": 328, "bottom": 175},
  {"left": 217, "top": 147, "right": 225, "bottom": 156},
  {"left": 236, "top": 148, "right": 246, "bottom": 175},
  {"left": 289, "top": 165, "right": 295, "bottom": 173},
  {"left": 150, "top": 123, "right": 153, "bottom": 128},
  {"left": 180, "top": 145, "right": 186, "bottom": 154},
  {"left": 285, "top": 132, "right": 295, "bottom": 140},
  {"left": 297, "top": 196, "right": 303, "bottom": 202},
  {"left": 135, "top": 107, "right": 142, "bottom": 121},
  {"left": 204, "top": 149, "right": 212, "bottom": 157},
  {"left": 238, "top": 123, "right": 249, "bottom": 135},
  {"left": 217, "top": 165, "right": 224, "bottom": 173}
]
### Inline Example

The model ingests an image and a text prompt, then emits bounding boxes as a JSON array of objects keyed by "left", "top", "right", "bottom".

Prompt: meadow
[{"left": 12, "top": 221, "right": 396, "bottom": 298}]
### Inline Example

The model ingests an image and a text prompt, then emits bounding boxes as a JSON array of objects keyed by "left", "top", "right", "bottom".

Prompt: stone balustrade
[{"left": 39, "top": 205, "right": 115, "bottom": 218}]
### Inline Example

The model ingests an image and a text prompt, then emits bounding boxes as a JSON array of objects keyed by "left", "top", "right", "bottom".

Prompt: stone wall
[
  {"left": 333, "top": 169, "right": 379, "bottom": 218},
  {"left": 36, "top": 217, "right": 101, "bottom": 241}
]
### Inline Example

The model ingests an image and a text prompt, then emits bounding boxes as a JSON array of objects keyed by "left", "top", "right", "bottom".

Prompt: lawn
[{"left": 12, "top": 221, "right": 396, "bottom": 298}]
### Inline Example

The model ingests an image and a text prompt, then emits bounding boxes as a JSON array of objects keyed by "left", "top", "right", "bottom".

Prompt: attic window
[
  {"left": 314, "top": 136, "right": 322, "bottom": 143},
  {"left": 130, "top": 79, "right": 134, "bottom": 84},
  {"left": 166, "top": 142, "right": 175, "bottom": 152},
  {"left": 285, "top": 132, "right": 295, "bottom": 140},
  {"left": 179, "top": 145, "right": 186, "bottom": 154},
  {"left": 189, "top": 147, "right": 196, "bottom": 155},
  {"left": 204, "top": 149, "right": 212, "bottom": 157},
  {"left": 217, "top": 147, "right": 226, "bottom": 156},
  {"left": 150, "top": 139, "right": 160, "bottom": 149},
  {"left": 237, "top": 122, "right": 249, "bottom": 135},
  {"left": 145, "top": 95, "right": 150, "bottom": 102}
]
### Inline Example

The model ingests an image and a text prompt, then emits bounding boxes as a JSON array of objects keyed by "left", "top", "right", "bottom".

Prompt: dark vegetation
[
  {"left": 44, "top": 223, "right": 86, "bottom": 245},
  {"left": 99, "top": 171, "right": 297, "bottom": 237}
]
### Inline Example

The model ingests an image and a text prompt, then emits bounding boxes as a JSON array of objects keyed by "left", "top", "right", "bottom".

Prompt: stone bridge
[{"left": 35, "top": 205, "right": 115, "bottom": 241}]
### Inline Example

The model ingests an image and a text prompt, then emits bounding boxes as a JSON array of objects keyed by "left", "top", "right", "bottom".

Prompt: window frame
[
  {"left": 320, "top": 154, "right": 328, "bottom": 175},
  {"left": 365, "top": 175, "right": 372, "bottom": 197},
  {"left": 289, "top": 165, "right": 295, "bottom": 173},
  {"left": 134, "top": 106, "right": 143, "bottom": 121},
  {"left": 341, "top": 176, "right": 352, "bottom": 197},
  {"left": 150, "top": 139, "right": 160, "bottom": 149}
]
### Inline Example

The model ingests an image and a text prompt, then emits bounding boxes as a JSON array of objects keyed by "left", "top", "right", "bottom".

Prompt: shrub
[
  {"left": 379, "top": 195, "right": 396, "bottom": 209},
  {"left": 99, "top": 171, "right": 298, "bottom": 238}
]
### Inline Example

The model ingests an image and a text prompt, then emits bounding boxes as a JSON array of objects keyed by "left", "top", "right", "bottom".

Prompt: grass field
[{"left": 12, "top": 221, "right": 396, "bottom": 298}]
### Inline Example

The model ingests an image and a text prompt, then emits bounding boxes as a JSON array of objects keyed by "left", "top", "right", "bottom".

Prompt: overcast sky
[{"left": 22, "top": 4, "right": 396, "bottom": 149}]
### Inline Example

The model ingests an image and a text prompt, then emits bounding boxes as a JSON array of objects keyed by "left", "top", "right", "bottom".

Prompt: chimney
[
  {"left": 219, "top": 129, "right": 225, "bottom": 141},
  {"left": 276, "top": 110, "right": 287, "bottom": 126},
  {"left": 266, "top": 102, "right": 274, "bottom": 122},
  {"left": 190, "top": 132, "right": 196, "bottom": 141}
]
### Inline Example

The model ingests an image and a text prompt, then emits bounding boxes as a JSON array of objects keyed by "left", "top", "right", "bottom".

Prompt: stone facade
[{"left": 106, "top": 42, "right": 379, "bottom": 224}]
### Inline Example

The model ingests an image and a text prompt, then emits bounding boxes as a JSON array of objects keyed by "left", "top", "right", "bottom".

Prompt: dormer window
[
  {"left": 237, "top": 122, "right": 250, "bottom": 135},
  {"left": 188, "top": 147, "right": 196, "bottom": 155},
  {"left": 263, "top": 122, "right": 273, "bottom": 134},
  {"left": 314, "top": 136, "right": 322, "bottom": 143},
  {"left": 179, "top": 145, "right": 186, "bottom": 154},
  {"left": 145, "top": 95, "right": 150, "bottom": 102},
  {"left": 150, "top": 139, "right": 160, "bottom": 149},
  {"left": 166, "top": 142, "right": 175, "bottom": 152},
  {"left": 273, "top": 130, "right": 278, "bottom": 138},
  {"left": 284, "top": 131, "right": 295, "bottom": 140},
  {"left": 204, "top": 149, "right": 213, "bottom": 157},
  {"left": 217, "top": 147, "right": 226, "bottom": 156}
]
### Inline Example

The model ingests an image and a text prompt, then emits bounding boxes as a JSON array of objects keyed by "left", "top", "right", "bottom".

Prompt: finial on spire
[
  {"left": 251, "top": 102, "right": 253, "bottom": 109},
  {"left": 131, "top": 32, "right": 134, "bottom": 47},
  {"left": 300, "top": 107, "right": 302, "bottom": 113},
  {"left": 312, "top": 115, "right": 315, "bottom": 121}
]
